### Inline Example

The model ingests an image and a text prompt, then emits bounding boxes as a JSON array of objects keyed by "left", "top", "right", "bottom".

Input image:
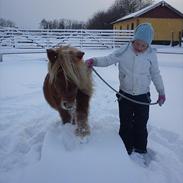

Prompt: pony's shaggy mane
[{"left": 48, "top": 46, "right": 93, "bottom": 96}]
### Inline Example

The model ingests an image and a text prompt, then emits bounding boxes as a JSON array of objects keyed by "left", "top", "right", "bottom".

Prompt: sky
[{"left": 0, "top": 0, "right": 183, "bottom": 29}]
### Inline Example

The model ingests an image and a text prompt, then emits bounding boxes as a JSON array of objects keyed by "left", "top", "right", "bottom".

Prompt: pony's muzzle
[{"left": 61, "top": 101, "right": 75, "bottom": 111}]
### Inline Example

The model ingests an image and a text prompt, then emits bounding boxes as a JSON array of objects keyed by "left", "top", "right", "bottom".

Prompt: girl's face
[{"left": 132, "top": 40, "right": 148, "bottom": 53}]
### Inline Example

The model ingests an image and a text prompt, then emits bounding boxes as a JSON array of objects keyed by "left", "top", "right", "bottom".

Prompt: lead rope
[{"left": 92, "top": 68, "right": 158, "bottom": 106}]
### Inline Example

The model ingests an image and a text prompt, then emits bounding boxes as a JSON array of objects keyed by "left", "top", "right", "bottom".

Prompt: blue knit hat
[{"left": 133, "top": 23, "right": 154, "bottom": 45}]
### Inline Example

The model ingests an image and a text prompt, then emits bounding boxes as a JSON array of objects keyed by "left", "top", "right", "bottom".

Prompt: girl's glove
[
  {"left": 158, "top": 95, "right": 166, "bottom": 106},
  {"left": 85, "top": 58, "right": 94, "bottom": 68}
]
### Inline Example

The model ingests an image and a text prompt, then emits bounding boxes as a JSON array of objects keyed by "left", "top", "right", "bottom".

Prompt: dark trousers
[{"left": 117, "top": 90, "right": 150, "bottom": 154}]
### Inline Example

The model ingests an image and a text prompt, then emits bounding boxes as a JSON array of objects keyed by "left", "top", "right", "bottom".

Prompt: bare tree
[
  {"left": 39, "top": 0, "right": 153, "bottom": 30},
  {"left": 86, "top": 0, "right": 153, "bottom": 29},
  {"left": 0, "top": 18, "right": 16, "bottom": 28},
  {"left": 86, "top": 11, "right": 109, "bottom": 29},
  {"left": 39, "top": 18, "right": 85, "bottom": 29},
  {"left": 40, "top": 19, "right": 48, "bottom": 29}
]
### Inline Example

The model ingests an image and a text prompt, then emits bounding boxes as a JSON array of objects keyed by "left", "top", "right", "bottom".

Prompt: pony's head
[{"left": 46, "top": 45, "right": 92, "bottom": 111}]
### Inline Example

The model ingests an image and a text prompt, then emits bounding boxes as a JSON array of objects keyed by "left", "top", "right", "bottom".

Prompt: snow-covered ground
[{"left": 0, "top": 47, "right": 183, "bottom": 183}]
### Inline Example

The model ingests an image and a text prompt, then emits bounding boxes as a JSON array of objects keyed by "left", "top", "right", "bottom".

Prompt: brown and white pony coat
[{"left": 43, "top": 46, "right": 93, "bottom": 137}]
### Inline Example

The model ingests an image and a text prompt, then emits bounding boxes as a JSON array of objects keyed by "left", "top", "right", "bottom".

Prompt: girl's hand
[
  {"left": 158, "top": 95, "right": 166, "bottom": 106},
  {"left": 85, "top": 58, "right": 94, "bottom": 68}
]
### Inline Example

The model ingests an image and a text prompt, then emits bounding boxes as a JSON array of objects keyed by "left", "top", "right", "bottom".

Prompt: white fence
[
  {"left": 0, "top": 28, "right": 134, "bottom": 49},
  {"left": 0, "top": 28, "right": 134, "bottom": 61}
]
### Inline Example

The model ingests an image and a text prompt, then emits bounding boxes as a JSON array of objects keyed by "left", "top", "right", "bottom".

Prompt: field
[{"left": 0, "top": 47, "right": 183, "bottom": 183}]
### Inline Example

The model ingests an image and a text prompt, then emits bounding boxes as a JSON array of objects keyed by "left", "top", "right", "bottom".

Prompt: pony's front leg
[
  {"left": 58, "top": 107, "right": 72, "bottom": 124},
  {"left": 75, "top": 91, "right": 90, "bottom": 137},
  {"left": 75, "top": 112, "right": 90, "bottom": 137}
]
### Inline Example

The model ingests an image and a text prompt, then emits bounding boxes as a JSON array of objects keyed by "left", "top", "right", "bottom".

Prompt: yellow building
[{"left": 112, "top": 1, "right": 183, "bottom": 45}]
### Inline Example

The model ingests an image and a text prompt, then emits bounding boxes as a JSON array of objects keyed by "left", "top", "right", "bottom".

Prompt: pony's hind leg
[
  {"left": 75, "top": 91, "right": 90, "bottom": 137},
  {"left": 58, "top": 107, "right": 72, "bottom": 124}
]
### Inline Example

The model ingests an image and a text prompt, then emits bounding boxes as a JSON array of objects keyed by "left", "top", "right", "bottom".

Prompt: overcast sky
[{"left": 0, "top": 0, "right": 183, "bottom": 29}]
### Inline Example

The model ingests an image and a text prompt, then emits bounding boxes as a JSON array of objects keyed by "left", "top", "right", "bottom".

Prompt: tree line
[
  {"left": 39, "top": 19, "right": 85, "bottom": 29},
  {"left": 39, "top": 0, "right": 153, "bottom": 29},
  {"left": 0, "top": 18, "right": 16, "bottom": 28},
  {"left": 1, "top": 0, "right": 153, "bottom": 29},
  {"left": 86, "top": 0, "right": 153, "bottom": 29}
]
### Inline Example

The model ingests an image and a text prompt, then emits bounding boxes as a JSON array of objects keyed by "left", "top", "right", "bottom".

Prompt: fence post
[
  {"left": 0, "top": 53, "right": 3, "bottom": 62},
  {"left": 171, "top": 32, "right": 174, "bottom": 47},
  {"left": 80, "top": 29, "right": 83, "bottom": 49},
  {"left": 179, "top": 31, "right": 182, "bottom": 47},
  {"left": 112, "top": 30, "right": 115, "bottom": 49}
]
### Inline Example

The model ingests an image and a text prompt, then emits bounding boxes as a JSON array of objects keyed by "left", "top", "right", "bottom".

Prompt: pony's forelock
[{"left": 47, "top": 46, "right": 93, "bottom": 95}]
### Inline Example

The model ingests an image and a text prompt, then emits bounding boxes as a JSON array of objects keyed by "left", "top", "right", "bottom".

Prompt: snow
[{"left": 0, "top": 46, "right": 183, "bottom": 183}]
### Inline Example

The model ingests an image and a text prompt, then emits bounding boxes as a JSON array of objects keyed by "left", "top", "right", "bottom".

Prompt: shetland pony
[{"left": 43, "top": 46, "right": 93, "bottom": 137}]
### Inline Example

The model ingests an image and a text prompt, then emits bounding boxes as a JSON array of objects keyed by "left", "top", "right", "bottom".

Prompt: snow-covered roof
[{"left": 112, "top": 0, "right": 183, "bottom": 24}]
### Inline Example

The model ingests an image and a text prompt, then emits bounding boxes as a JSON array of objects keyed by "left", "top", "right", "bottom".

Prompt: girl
[{"left": 86, "top": 23, "right": 166, "bottom": 155}]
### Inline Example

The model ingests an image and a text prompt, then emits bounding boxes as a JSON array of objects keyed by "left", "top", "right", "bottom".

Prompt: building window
[
  {"left": 127, "top": 24, "right": 129, "bottom": 30},
  {"left": 120, "top": 25, "right": 122, "bottom": 30},
  {"left": 131, "top": 23, "right": 134, "bottom": 30}
]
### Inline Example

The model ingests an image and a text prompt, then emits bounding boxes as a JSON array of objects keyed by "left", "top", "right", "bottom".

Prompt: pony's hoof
[{"left": 75, "top": 127, "right": 90, "bottom": 137}]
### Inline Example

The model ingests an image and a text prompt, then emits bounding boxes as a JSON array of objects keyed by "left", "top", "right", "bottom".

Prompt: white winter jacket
[{"left": 93, "top": 43, "right": 165, "bottom": 96}]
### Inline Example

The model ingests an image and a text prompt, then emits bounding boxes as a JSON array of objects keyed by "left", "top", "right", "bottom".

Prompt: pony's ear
[
  {"left": 76, "top": 51, "right": 85, "bottom": 59},
  {"left": 47, "top": 49, "right": 58, "bottom": 62}
]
